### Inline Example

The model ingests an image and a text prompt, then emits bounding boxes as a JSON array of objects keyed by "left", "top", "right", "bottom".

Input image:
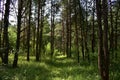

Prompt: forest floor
[{"left": 0, "top": 53, "right": 120, "bottom": 80}]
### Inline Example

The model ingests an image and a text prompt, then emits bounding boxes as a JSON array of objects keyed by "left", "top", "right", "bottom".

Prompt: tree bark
[
  {"left": 69, "top": 0, "right": 72, "bottom": 57},
  {"left": 13, "top": 0, "right": 23, "bottom": 68},
  {"left": 39, "top": 4, "right": 44, "bottom": 61},
  {"left": 36, "top": 0, "right": 41, "bottom": 61},
  {"left": 102, "top": 0, "right": 109, "bottom": 79},
  {"left": 96, "top": 0, "right": 109, "bottom": 79},
  {"left": 27, "top": 0, "right": 32, "bottom": 61},
  {"left": 61, "top": 19, "right": 65, "bottom": 55},
  {"left": 50, "top": 0, "right": 55, "bottom": 58},
  {"left": 77, "top": 0, "right": 85, "bottom": 60},
  {"left": 0, "top": 0, "right": 4, "bottom": 63},
  {"left": 3, "top": 0, "right": 11, "bottom": 64},
  {"left": 96, "top": 0, "right": 104, "bottom": 79},
  {"left": 74, "top": 0, "right": 79, "bottom": 63},
  {"left": 85, "top": 0, "right": 89, "bottom": 61},
  {"left": 114, "top": 7, "right": 119, "bottom": 59},
  {"left": 109, "top": 0, "right": 114, "bottom": 58},
  {"left": 92, "top": 0, "right": 95, "bottom": 53}
]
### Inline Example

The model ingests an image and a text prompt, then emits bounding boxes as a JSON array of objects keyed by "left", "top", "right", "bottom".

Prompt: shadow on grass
[
  {"left": 45, "top": 57, "right": 75, "bottom": 67},
  {"left": 0, "top": 55, "right": 119, "bottom": 80},
  {"left": 0, "top": 62, "right": 51, "bottom": 80},
  {"left": 45, "top": 57, "right": 100, "bottom": 80}
]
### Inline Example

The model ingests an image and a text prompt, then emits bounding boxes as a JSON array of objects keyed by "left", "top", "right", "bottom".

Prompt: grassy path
[
  {"left": 0, "top": 55, "right": 101, "bottom": 80},
  {"left": 1, "top": 54, "right": 120, "bottom": 80}
]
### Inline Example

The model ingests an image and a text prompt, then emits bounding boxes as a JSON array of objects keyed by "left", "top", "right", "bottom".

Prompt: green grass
[{"left": 0, "top": 53, "right": 120, "bottom": 80}]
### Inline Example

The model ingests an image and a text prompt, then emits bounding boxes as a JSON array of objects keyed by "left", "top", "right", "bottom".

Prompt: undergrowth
[{"left": 0, "top": 53, "right": 120, "bottom": 80}]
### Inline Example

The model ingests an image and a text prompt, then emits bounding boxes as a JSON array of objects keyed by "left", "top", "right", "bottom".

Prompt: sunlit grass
[{"left": 0, "top": 53, "right": 120, "bottom": 80}]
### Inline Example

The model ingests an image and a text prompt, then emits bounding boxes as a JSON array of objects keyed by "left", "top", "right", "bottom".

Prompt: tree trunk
[
  {"left": 0, "top": 0, "right": 4, "bottom": 63},
  {"left": 74, "top": 0, "right": 79, "bottom": 63},
  {"left": 92, "top": 0, "right": 95, "bottom": 53},
  {"left": 96, "top": 0, "right": 104, "bottom": 79},
  {"left": 36, "top": 0, "right": 41, "bottom": 61},
  {"left": 69, "top": 0, "right": 72, "bottom": 57},
  {"left": 77, "top": 0, "right": 85, "bottom": 60},
  {"left": 96, "top": 0, "right": 109, "bottom": 79},
  {"left": 13, "top": 0, "right": 23, "bottom": 68},
  {"left": 66, "top": 0, "right": 71, "bottom": 58},
  {"left": 32, "top": 5, "right": 37, "bottom": 56},
  {"left": 102, "top": 0, "right": 109, "bottom": 79},
  {"left": 61, "top": 19, "right": 65, "bottom": 55},
  {"left": 114, "top": 7, "right": 119, "bottom": 59},
  {"left": 3, "top": 0, "right": 11, "bottom": 64},
  {"left": 50, "top": 0, "right": 55, "bottom": 58},
  {"left": 39, "top": 5, "right": 44, "bottom": 61},
  {"left": 66, "top": 14, "right": 69, "bottom": 58},
  {"left": 27, "top": 0, "right": 32, "bottom": 61},
  {"left": 109, "top": 0, "right": 114, "bottom": 58},
  {"left": 32, "top": 20, "right": 36, "bottom": 55},
  {"left": 85, "top": 0, "right": 89, "bottom": 61}
]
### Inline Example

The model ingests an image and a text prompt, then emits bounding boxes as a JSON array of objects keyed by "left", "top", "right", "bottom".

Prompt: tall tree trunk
[
  {"left": 0, "top": 1, "right": 1, "bottom": 48},
  {"left": 39, "top": 5, "right": 44, "bottom": 61},
  {"left": 0, "top": 0, "right": 2, "bottom": 48},
  {"left": 77, "top": 0, "right": 85, "bottom": 60},
  {"left": 50, "top": 0, "right": 55, "bottom": 57},
  {"left": 66, "top": 0, "right": 68, "bottom": 57},
  {"left": 109, "top": 0, "right": 114, "bottom": 58},
  {"left": 33, "top": 6, "right": 37, "bottom": 56},
  {"left": 92, "top": 0, "right": 95, "bottom": 53},
  {"left": 0, "top": 0, "right": 4, "bottom": 63},
  {"left": 96, "top": 0, "right": 109, "bottom": 79},
  {"left": 66, "top": 0, "right": 71, "bottom": 58},
  {"left": 61, "top": 19, "right": 65, "bottom": 55},
  {"left": 85, "top": 0, "right": 89, "bottom": 61},
  {"left": 69, "top": 0, "right": 72, "bottom": 57},
  {"left": 96, "top": 0, "right": 104, "bottom": 79},
  {"left": 3, "top": 0, "right": 11, "bottom": 64},
  {"left": 74, "top": 0, "right": 79, "bottom": 63},
  {"left": 102, "top": 0, "right": 109, "bottom": 79},
  {"left": 81, "top": 30, "right": 85, "bottom": 60},
  {"left": 13, "top": 0, "right": 23, "bottom": 68},
  {"left": 114, "top": 7, "right": 119, "bottom": 59},
  {"left": 33, "top": 26, "right": 36, "bottom": 55},
  {"left": 0, "top": 32, "right": 1, "bottom": 60},
  {"left": 36, "top": 0, "right": 41, "bottom": 61},
  {"left": 66, "top": 14, "right": 69, "bottom": 57},
  {"left": 27, "top": 0, "right": 32, "bottom": 61}
]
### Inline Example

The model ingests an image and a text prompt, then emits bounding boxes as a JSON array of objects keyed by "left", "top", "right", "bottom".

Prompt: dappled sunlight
[
  {"left": 1, "top": 53, "right": 120, "bottom": 80},
  {"left": 55, "top": 54, "right": 66, "bottom": 59},
  {"left": 44, "top": 54, "right": 101, "bottom": 80},
  {"left": 0, "top": 55, "right": 101, "bottom": 80}
]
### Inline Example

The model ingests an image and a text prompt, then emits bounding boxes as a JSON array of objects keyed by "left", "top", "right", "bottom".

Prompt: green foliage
[
  {"left": 46, "top": 42, "right": 51, "bottom": 53},
  {"left": 8, "top": 26, "right": 17, "bottom": 50},
  {"left": 43, "top": 17, "right": 50, "bottom": 34}
]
